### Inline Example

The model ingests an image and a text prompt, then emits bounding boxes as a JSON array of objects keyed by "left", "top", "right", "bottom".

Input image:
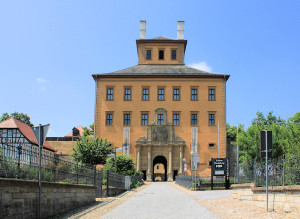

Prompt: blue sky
[{"left": 0, "top": 0, "right": 299, "bottom": 136}]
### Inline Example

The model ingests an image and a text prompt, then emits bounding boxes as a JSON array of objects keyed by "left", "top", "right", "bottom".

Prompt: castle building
[{"left": 93, "top": 21, "right": 230, "bottom": 181}]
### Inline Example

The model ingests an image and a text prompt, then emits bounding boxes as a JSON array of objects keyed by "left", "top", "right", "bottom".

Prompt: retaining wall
[
  {"left": 0, "top": 178, "right": 96, "bottom": 218},
  {"left": 232, "top": 184, "right": 300, "bottom": 218}
]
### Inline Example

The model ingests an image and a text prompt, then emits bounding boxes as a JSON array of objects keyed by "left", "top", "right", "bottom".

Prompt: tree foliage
[
  {"left": 82, "top": 123, "right": 94, "bottom": 137},
  {"left": 72, "top": 137, "right": 112, "bottom": 165},
  {"left": 104, "top": 154, "right": 142, "bottom": 176},
  {"left": 0, "top": 112, "right": 34, "bottom": 127},
  {"left": 228, "top": 111, "right": 300, "bottom": 163}
]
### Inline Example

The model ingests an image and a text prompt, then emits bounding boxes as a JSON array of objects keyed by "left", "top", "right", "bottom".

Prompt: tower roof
[{"left": 93, "top": 64, "right": 230, "bottom": 80}]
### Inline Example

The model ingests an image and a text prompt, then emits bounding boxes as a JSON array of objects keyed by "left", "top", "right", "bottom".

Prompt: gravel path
[{"left": 101, "top": 182, "right": 218, "bottom": 219}]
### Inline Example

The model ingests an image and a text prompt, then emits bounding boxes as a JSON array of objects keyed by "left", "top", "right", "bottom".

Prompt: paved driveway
[{"left": 101, "top": 182, "right": 218, "bottom": 219}]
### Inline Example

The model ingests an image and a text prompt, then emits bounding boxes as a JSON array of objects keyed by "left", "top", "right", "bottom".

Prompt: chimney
[
  {"left": 177, "top": 21, "right": 184, "bottom": 40},
  {"left": 140, "top": 20, "right": 146, "bottom": 39}
]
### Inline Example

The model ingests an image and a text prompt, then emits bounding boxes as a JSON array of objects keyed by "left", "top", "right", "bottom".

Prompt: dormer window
[
  {"left": 159, "top": 50, "right": 164, "bottom": 60},
  {"left": 146, "top": 50, "right": 152, "bottom": 60}
]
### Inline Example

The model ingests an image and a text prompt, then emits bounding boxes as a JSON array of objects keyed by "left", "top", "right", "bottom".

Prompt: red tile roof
[
  {"left": 65, "top": 125, "right": 92, "bottom": 137},
  {"left": 0, "top": 117, "right": 55, "bottom": 152}
]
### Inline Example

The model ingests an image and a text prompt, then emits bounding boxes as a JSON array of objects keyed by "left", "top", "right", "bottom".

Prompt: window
[
  {"left": 171, "top": 50, "right": 177, "bottom": 60},
  {"left": 106, "top": 113, "right": 113, "bottom": 125},
  {"left": 191, "top": 114, "right": 197, "bottom": 126},
  {"left": 146, "top": 50, "right": 152, "bottom": 60},
  {"left": 159, "top": 50, "right": 164, "bottom": 60},
  {"left": 107, "top": 88, "right": 113, "bottom": 100},
  {"left": 191, "top": 89, "right": 198, "bottom": 101},
  {"left": 124, "top": 114, "right": 131, "bottom": 125},
  {"left": 173, "top": 88, "right": 180, "bottom": 101},
  {"left": 158, "top": 88, "right": 165, "bottom": 101},
  {"left": 142, "top": 88, "right": 149, "bottom": 100},
  {"left": 173, "top": 114, "right": 179, "bottom": 126},
  {"left": 142, "top": 114, "right": 148, "bottom": 126},
  {"left": 209, "top": 143, "right": 215, "bottom": 147},
  {"left": 8, "top": 129, "right": 12, "bottom": 137},
  {"left": 124, "top": 88, "right": 131, "bottom": 100},
  {"left": 158, "top": 114, "right": 164, "bottom": 125},
  {"left": 209, "top": 89, "right": 215, "bottom": 101},
  {"left": 157, "top": 166, "right": 159, "bottom": 170},
  {"left": 209, "top": 114, "right": 215, "bottom": 126}
]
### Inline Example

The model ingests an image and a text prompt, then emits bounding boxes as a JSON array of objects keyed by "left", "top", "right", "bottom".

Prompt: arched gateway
[{"left": 135, "top": 108, "right": 186, "bottom": 181}]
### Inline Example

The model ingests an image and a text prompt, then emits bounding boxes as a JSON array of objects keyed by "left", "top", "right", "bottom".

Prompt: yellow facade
[{"left": 93, "top": 27, "right": 229, "bottom": 181}]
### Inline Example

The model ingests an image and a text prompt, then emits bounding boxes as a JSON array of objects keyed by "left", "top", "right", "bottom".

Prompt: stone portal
[{"left": 136, "top": 108, "right": 186, "bottom": 181}]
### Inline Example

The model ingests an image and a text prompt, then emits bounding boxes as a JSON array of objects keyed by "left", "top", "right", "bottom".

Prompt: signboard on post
[
  {"left": 211, "top": 158, "right": 230, "bottom": 190},
  {"left": 32, "top": 124, "right": 50, "bottom": 219},
  {"left": 211, "top": 158, "right": 228, "bottom": 176},
  {"left": 191, "top": 154, "right": 199, "bottom": 170},
  {"left": 260, "top": 130, "right": 272, "bottom": 158},
  {"left": 32, "top": 124, "right": 50, "bottom": 147},
  {"left": 107, "top": 154, "right": 116, "bottom": 159},
  {"left": 115, "top": 147, "right": 123, "bottom": 153},
  {"left": 260, "top": 130, "right": 273, "bottom": 212}
]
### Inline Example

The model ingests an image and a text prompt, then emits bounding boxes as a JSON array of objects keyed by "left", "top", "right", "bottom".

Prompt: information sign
[
  {"left": 211, "top": 158, "right": 230, "bottom": 190},
  {"left": 192, "top": 154, "right": 200, "bottom": 163},
  {"left": 115, "top": 147, "right": 123, "bottom": 153},
  {"left": 211, "top": 158, "right": 228, "bottom": 176},
  {"left": 260, "top": 130, "right": 272, "bottom": 158},
  {"left": 107, "top": 154, "right": 116, "bottom": 159}
]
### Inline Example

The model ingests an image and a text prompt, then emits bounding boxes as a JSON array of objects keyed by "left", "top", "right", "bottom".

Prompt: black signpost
[
  {"left": 260, "top": 130, "right": 272, "bottom": 212},
  {"left": 32, "top": 124, "right": 50, "bottom": 219},
  {"left": 210, "top": 158, "right": 230, "bottom": 190}
]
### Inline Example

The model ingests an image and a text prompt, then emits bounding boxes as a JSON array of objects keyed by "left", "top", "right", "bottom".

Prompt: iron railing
[
  {"left": 0, "top": 142, "right": 102, "bottom": 188},
  {"left": 107, "top": 171, "right": 126, "bottom": 189},
  {"left": 233, "top": 154, "right": 300, "bottom": 186},
  {"left": 131, "top": 175, "right": 143, "bottom": 186},
  {"left": 175, "top": 175, "right": 193, "bottom": 188}
]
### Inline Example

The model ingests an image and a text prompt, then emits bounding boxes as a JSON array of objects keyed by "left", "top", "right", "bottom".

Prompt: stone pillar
[
  {"left": 168, "top": 146, "right": 173, "bottom": 181},
  {"left": 179, "top": 146, "right": 183, "bottom": 175},
  {"left": 146, "top": 146, "right": 152, "bottom": 181},
  {"left": 136, "top": 146, "right": 141, "bottom": 172}
]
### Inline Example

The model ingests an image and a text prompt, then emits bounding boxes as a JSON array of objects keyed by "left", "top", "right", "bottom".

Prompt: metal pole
[
  {"left": 237, "top": 122, "right": 239, "bottom": 184},
  {"left": 38, "top": 124, "right": 42, "bottom": 219},
  {"left": 195, "top": 169, "right": 196, "bottom": 191},
  {"left": 266, "top": 131, "right": 268, "bottom": 212},
  {"left": 114, "top": 147, "right": 117, "bottom": 189},
  {"left": 282, "top": 155, "right": 285, "bottom": 186},
  {"left": 218, "top": 121, "right": 219, "bottom": 158}
]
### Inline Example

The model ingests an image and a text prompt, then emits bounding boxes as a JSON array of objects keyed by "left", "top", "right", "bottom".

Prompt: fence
[
  {"left": 175, "top": 175, "right": 193, "bottom": 188},
  {"left": 0, "top": 142, "right": 102, "bottom": 189},
  {"left": 233, "top": 154, "right": 300, "bottom": 186},
  {"left": 107, "top": 171, "right": 126, "bottom": 189},
  {"left": 131, "top": 175, "right": 143, "bottom": 186},
  {"left": 175, "top": 175, "right": 230, "bottom": 189}
]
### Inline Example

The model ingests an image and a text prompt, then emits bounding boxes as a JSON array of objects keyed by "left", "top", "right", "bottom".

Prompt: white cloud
[
  {"left": 188, "top": 61, "right": 212, "bottom": 72},
  {"left": 36, "top": 77, "right": 46, "bottom": 83},
  {"left": 36, "top": 77, "right": 47, "bottom": 91}
]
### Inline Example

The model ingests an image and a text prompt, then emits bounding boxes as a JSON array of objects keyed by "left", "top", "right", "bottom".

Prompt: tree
[
  {"left": 82, "top": 123, "right": 95, "bottom": 137},
  {"left": 231, "top": 111, "right": 300, "bottom": 163},
  {"left": 104, "top": 154, "right": 141, "bottom": 176},
  {"left": 0, "top": 112, "right": 34, "bottom": 127},
  {"left": 226, "top": 123, "right": 244, "bottom": 141},
  {"left": 72, "top": 137, "right": 112, "bottom": 165},
  {"left": 89, "top": 122, "right": 94, "bottom": 132}
]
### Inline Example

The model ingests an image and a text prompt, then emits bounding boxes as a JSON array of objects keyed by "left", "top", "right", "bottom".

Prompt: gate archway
[{"left": 153, "top": 156, "right": 167, "bottom": 181}]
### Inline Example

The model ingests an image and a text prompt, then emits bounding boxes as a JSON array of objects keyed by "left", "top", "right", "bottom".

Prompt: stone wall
[
  {"left": 0, "top": 178, "right": 96, "bottom": 218},
  {"left": 102, "top": 187, "right": 127, "bottom": 197},
  {"left": 232, "top": 184, "right": 300, "bottom": 218}
]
